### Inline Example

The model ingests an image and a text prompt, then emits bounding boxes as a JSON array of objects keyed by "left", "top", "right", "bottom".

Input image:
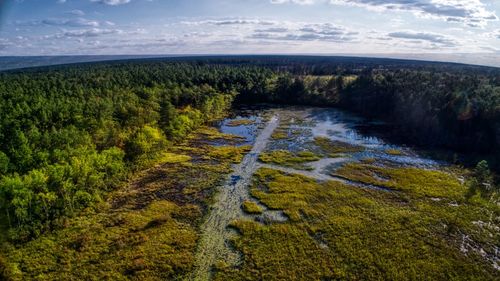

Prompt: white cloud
[
  {"left": 67, "top": 9, "right": 85, "bottom": 16},
  {"left": 15, "top": 17, "right": 101, "bottom": 27},
  {"left": 250, "top": 22, "right": 358, "bottom": 42},
  {"left": 90, "top": 0, "right": 131, "bottom": 5},
  {"left": 494, "top": 29, "right": 500, "bottom": 39},
  {"left": 271, "top": 0, "right": 498, "bottom": 27},
  {"left": 181, "top": 19, "right": 276, "bottom": 26},
  {"left": 42, "top": 28, "right": 124, "bottom": 40},
  {"left": 270, "top": 0, "right": 316, "bottom": 4},
  {"left": 387, "top": 31, "right": 457, "bottom": 47}
]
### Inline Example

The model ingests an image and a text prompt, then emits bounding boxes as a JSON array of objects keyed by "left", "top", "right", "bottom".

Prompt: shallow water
[
  {"left": 220, "top": 106, "right": 441, "bottom": 180},
  {"left": 218, "top": 116, "right": 262, "bottom": 145}
]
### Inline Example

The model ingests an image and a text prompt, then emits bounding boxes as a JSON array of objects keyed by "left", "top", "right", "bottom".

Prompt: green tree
[
  {"left": 0, "top": 151, "right": 9, "bottom": 175},
  {"left": 466, "top": 160, "right": 495, "bottom": 200}
]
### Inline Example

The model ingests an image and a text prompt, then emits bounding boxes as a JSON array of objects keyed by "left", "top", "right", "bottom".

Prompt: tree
[
  {"left": 466, "top": 160, "right": 495, "bottom": 200},
  {"left": 0, "top": 151, "right": 9, "bottom": 175}
]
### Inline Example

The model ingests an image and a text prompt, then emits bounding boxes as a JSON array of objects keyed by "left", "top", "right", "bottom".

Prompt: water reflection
[{"left": 218, "top": 106, "right": 442, "bottom": 172}]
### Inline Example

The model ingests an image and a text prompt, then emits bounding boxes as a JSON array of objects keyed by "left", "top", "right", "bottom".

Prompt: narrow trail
[{"left": 191, "top": 115, "right": 279, "bottom": 281}]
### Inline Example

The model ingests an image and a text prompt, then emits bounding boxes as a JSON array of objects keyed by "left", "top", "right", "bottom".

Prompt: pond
[{"left": 218, "top": 106, "right": 442, "bottom": 178}]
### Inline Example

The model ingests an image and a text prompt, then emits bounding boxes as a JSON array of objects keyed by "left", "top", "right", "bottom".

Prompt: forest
[{"left": 0, "top": 56, "right": 499, "bottom": 280}]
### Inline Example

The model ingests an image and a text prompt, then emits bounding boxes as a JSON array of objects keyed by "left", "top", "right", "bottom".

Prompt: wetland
[{"left": 200, "top": 106, "right": 499, "bottom": 280}]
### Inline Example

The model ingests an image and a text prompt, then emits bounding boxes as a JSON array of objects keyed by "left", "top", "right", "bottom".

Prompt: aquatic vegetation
[
  {"left": 314, "top": 136, "right": 364, "bottom": 155},
  {"left": 190, "top": 127, "right": 245, "bottom": 144},
  {"left": 226, "top": 119, "right": 255, "bottom": 127},
  {"left": 206, "top": 146, "right": 252, "bottom": 163},
  {"left": 385, "top": 149, "right": 404, "bottom": 156},
  {"left": 258, "top": 150, "right": 320, "bottom": 170},
  {"left": 334, "top": 163, "right": 465, "bottom": 199},
  {"left": 271, "top": 131, "right": 289, "bottom": 140},
  {"left": 242, "top": 201, "right": 263, "bottom": 214},
  {"left": 214, "top": 168, "right": 499, "bottom": 280}
]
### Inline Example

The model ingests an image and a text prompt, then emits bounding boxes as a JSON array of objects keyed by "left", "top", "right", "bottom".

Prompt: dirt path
[{"left": 191, "top": 115, "right": 279, "bottom": 281}]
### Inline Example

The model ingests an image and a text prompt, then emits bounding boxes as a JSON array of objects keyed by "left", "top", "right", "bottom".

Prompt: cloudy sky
[{"left": 0, "top": 0, "right": 499, "bottom": 62}]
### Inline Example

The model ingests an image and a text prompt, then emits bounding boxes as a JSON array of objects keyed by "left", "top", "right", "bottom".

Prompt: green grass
[
  {"left": 314, "top": 136, "right": 364, "bottom": 155},
  {"left": 258, "top": 150, "right": 320, "bottom": 170},
  {"left": 214, "top": 167, "right": 499, "bottom": 280},
  {"left": 241, "top": 201, "right": 263, "bottom": 214}
]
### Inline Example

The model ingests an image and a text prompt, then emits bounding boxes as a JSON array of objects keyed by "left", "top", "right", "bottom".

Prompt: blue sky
[{"left": 0, "top": 0, "right": 499, "bottom": 60}]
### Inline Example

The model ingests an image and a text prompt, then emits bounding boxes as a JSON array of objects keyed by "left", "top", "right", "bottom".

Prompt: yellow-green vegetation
[
  {"left": 156, "top": 152, "right": 192, "bottom": 164},
  {"left": 334, "top": 163, "right": 464, "bottom": 199},
  {"left": 314, "top": 136, "right": 364, "bottom": 155},
  {"left": 191, "top": 126, "right": 244, "bottom": 142},
  {"left": 0, "top": 127, "right": 248, "bottom": 280},
  {"left": 226, "top": 119, "right": 255, "bottom": 127},
  {"left": 242, "top": 201, "right": 263, "bottom": 214},
  {"left": 259, "top": 150, "right": 320, "bottom": 170},
  {"left": 206, "top": 145, "right": 252, "bottom": 163},
  {"left": 214, "top": 167, "right": 499, "bottom": 280},
  {"left": 385, "top": 148, "right": 405, "bottom": 156},
  {"left": 271, "top": 131, "right": 289, "bottom": 140},
  {"left": 2, "top": 201, "right": 199, "bottom": 281}
]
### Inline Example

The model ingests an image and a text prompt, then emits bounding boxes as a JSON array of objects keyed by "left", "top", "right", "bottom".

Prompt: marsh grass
[
  {"left": 190, "top": 126, "right": 245, "bottom": 145},
  {"left": 314, "top": 136, "right": 364, "bottom": 155},
  {"left": 258, "top": 150, "right": 320, "bottom": 170},
  {"left": 242, "top": 201, "right": 263, "bottom": 214},
  {"left": 206, "top": 146, "right": 252, "bottom": 163},
  {"left": 3, "top": 201, "right": 200, "bottom": 281},
  {"left": 156, "top": 152, "right": 192, "bottom": 163},
  {"left": 214, "top": 167, "right": 500, "bottom": 280},
  {"left": 271, "top": 131, "right": 289, "bottom": 140},
  {"left": 385, "top": 148, "right": 405, "bottom": 156},
  {"left": 226, "top": 119, "right": 255, "bottom": 127},
  {"left": 334, "top": 163, "right": 464, "bottom": 199}
]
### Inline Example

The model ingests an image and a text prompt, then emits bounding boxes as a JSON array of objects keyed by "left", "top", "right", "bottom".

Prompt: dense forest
[
  {"left": 0, "top": 62, "right": 255, "bottom": 240},
  {"left": 0, "top": 56, "right": 498, "bottom": 243}
]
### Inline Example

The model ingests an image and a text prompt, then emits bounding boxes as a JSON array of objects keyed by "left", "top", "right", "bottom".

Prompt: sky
[{"left": 0, "top": 0, "right": 499, "bottom": 63}]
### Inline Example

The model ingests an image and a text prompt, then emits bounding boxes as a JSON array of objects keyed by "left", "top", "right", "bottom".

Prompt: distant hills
[
  {"left": 0, "top": 53, "right": 498, "bottom": 72},
  {"left": 0, "top": 55, "right": 166, "bottom": 71}
]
